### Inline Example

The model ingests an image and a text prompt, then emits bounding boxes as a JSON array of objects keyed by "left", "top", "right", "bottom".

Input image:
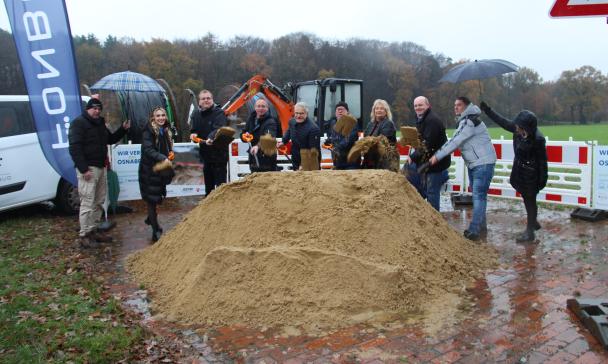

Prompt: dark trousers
[
  {"left": 204, "top": 162, "right": 227, "bottom": 195},
  {"left": 146, "top": 201, "right": 159, "bottom": 230},
  {"left": 521, "top": 191, "right": 538, "bottom": 231}
]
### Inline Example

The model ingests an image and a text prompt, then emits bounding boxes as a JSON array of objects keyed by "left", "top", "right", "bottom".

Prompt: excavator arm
[{"left": 221, "top": 74, "right": 294, "bottom": 134}]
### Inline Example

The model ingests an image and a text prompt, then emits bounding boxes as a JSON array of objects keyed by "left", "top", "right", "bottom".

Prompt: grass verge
[{"left": 0, "top": 216, "right": 143, "bottom": 363}]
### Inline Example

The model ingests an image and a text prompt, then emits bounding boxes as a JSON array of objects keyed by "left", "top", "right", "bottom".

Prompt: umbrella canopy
[
  {"left": 439, "top": 59, "right": 519, "bottom": 83},
  {"left": 90, "top": 71, "right": 165, "bottom": 92}
]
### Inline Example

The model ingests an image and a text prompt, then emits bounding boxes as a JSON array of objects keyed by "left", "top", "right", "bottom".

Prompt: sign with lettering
[
  {"left": 111, "top": 143, "right": 207, "bottom": 200},
  {"left": 592, "top": 145, "right": 608, "bottom": 209},
  {"left": 3, "top": 0, "right": 82, "bottom": 186}
]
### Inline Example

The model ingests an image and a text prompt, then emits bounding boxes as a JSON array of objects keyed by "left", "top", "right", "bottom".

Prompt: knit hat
[
  {"left": 86, "top": 98, "right": 103, "bottom": 110},
  {"left": 335, "top": 101, "right": 349, "bottom": 111}
]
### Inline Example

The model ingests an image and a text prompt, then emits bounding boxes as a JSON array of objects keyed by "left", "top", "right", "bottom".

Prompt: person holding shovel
[
  {"left": 278, "top": 102, "right": 321, "bottom": 171},
  {"left": 406, "top": 96, "right": 450, "bottom": 211},
  {"left": 139, "top": 107, "right": 174, "bottom": 243},
  {"left": 241, "top": 98, "right": 279, "bottom": 172},
  {"left": 326, "top": 101, "right": 359, "bottom": 170},
  {"left": 189, "top": 90, "right": 229, "bottom": 196},
  {"left": 361, "top": 99, "right": 398, "bottom": 170},
  {"left": 480, "top": 102, "right": 548, "bottom": 243}
]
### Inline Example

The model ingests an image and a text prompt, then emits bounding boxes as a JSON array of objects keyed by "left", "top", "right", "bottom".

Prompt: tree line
[{"left": 1, "top": 29, "right": 607, "bottom": 129}]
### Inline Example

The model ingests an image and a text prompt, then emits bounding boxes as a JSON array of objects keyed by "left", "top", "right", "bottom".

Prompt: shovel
[
  {"left": 278, "top": 145, "right": 292, "bottom": 164},
  {"left": 190, "top": 135, "right": 207, "bottom": 144},
  {"left": 242, "top": 132, "right": 259, "bottom": 168}
]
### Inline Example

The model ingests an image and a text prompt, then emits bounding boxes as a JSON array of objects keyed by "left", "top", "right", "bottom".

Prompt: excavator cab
[{"left": 292, "top": 78, "right": 363, "bottom": 136}]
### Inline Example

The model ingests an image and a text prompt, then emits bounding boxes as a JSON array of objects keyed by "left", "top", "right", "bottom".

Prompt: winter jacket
[
  {"left": 364, "top": 117, "right": 397, "bottom": 144},
  {"left": 68, "top": 112, "right": 127, "bottom": 173},
  {"left": 328, "top": 117, "right": 359, "bottom": 169},
  {"left": 482, "top": 105, "right": 548, "bottom": 194},
  {"left": 434, "top": 104, "right": 497, "bottom": 169},
  {"left": 242, "top": 111, "right": 278, "bottom": 172},
  {"left": 138, "top": 123, "right": 173, "bottom": 203},
  {"left": 282, "top": 117, "right": 321, "bottom": 170},
  {"left": 189, "top": 105, "right": 229, "bottom": 164},
  {"left": 411, "top": 108, "right": 451, "bottom": 173}
]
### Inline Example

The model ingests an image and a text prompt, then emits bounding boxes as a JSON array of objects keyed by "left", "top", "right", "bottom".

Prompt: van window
[{"left": 0, "top": 101, "right": 35, "bottom": 137}]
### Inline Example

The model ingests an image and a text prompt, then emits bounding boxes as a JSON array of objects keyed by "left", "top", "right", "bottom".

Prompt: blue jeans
[
  {"left": 467, "top": 163, "right": 495, "bottom": 234},
  {"left": 426, "top": 169, "right": 449, "bottom": 211},
  {"left": 405, "top": 163, "right": 426, "bottom": 198}
]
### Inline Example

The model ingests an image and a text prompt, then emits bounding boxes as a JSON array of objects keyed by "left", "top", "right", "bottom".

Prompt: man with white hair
[{"left": 278, "top": 102, "right": 321, "bottom": 170}]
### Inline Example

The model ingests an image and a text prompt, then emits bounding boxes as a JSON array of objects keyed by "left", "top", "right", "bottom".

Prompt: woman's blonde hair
[
  {"left": 370, "top": 99, "right": 392, "bottom": 121},
  {"left": 149, "top": 106, "right": 173, "bottom": 148}
]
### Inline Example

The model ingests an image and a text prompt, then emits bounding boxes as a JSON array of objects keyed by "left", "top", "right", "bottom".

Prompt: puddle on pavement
[{"left": 5, "top": 193, "right": 606, "bottom": 360}]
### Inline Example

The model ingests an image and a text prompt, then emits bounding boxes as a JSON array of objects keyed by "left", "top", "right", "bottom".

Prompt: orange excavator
[
  {"left": 220, "top": 74, "right": 364, "bottom": 136},
  {"left": 221, "top": 74, "right": 294, "bottom": 134}
]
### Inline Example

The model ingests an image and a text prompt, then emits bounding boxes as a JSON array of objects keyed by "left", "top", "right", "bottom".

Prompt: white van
[{"left": 0, "top": 95, "right": 82, "bottom": 214}]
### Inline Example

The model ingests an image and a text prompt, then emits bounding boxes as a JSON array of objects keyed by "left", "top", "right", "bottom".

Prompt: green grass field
[{"left": 448, "top": 123, "right": 608, "bottom": 145}]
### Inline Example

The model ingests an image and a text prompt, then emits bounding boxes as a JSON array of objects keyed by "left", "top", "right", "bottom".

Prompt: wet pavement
[{"left": 7, "top": 194, "right": 608, "bottom": 363}]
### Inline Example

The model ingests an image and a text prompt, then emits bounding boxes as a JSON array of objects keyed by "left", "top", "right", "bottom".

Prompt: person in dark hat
[
  {"left": 326, "top": 101, "right": 359, "bottom": 169},
  {"left": 480, "top": 101, "right": 548, "bottom": 243},
  {"left": 68, "top": 97, "right": 131, "bottom": 248}
]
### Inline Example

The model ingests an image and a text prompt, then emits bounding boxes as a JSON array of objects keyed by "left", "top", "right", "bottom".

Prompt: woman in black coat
[
  {"left": 480, "top": 102, "right": 548, "bottom": 243},
  {"left": 139, "top": 107, "right": 174, "bottom": 242}
]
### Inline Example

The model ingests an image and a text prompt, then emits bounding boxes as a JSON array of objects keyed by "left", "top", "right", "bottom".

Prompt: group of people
[
  {"left": 412, "top": 96, "right": 548, "bottom": 243},
  {"left": 67, "top": 88, "right": 548, "bottom": 247}
]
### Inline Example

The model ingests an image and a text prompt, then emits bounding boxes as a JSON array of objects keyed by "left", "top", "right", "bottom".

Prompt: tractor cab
[{"left": 292, "top": 78, "right": 363, "bottom": 136}]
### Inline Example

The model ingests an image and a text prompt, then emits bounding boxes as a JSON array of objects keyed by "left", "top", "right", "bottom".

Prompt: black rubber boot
[
  {"left": 515, "top": 229, "right": 535, "bottom": 243},
  {"left": 151, "top": 227, "right": 162, "bottom": 243}
]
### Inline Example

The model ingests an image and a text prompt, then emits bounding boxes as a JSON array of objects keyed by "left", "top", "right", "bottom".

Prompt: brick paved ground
[{"left": 106, "top": 196, "right": 607, "bottom": 363}]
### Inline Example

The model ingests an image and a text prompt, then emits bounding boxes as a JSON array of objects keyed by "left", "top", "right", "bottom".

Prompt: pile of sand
[{"left": 127, "top": 170, "right": 496, "bottom": 330}]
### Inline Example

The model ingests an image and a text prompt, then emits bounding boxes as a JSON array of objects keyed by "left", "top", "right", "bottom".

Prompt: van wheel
[{"left": 54, "top": 179, "right": 79, "bottom": 214}]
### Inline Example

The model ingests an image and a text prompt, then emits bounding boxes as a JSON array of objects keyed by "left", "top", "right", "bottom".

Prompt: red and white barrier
[
  {"left": 229, "top": 137, "right": 596, "bottom": 208},
  {"left": 471, "top": 137, "right": 592, "bottom": 207}
]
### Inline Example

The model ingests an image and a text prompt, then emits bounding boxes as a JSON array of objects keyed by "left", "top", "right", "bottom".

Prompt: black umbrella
[{"left": 438, "top": 59, "right": 519, "bottom": 98}]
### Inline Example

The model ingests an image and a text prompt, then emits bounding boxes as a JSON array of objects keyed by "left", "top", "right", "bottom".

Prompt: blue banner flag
[{"left": 3, "top": 0, "right": 82, "bottom": 186}]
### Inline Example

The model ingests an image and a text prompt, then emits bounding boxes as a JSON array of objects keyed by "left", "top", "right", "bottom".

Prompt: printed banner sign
[
  {"left": 4, "top": 0, "right": 82, "bottom": 186},
  {"left": 592, "top": 145, "right": 608, "bottom": 210},
  {"left": 111, "top": 143, "right": 206, "bottom": 201}
]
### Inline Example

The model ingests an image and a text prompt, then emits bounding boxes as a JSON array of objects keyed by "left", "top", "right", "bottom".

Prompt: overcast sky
[{"left": 1, "top": 0, "right": 605, "bottom": 81}]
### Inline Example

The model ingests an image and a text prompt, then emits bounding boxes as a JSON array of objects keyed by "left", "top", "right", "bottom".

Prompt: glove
[
  {"left": 480, "top": 101, "right": 491, "bottom": 113},
  {"left": 168, "top": 151, "right": 175, "bottom": 161}
]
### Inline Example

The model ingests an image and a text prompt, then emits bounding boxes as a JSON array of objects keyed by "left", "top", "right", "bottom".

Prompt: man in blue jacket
[{"left": 429, "top": 96, "right": 496, "bottom": 241}]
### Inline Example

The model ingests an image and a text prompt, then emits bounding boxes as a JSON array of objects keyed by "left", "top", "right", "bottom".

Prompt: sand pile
[{"left": 127, "top": 170, "right": 496, "bottom": 330}]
